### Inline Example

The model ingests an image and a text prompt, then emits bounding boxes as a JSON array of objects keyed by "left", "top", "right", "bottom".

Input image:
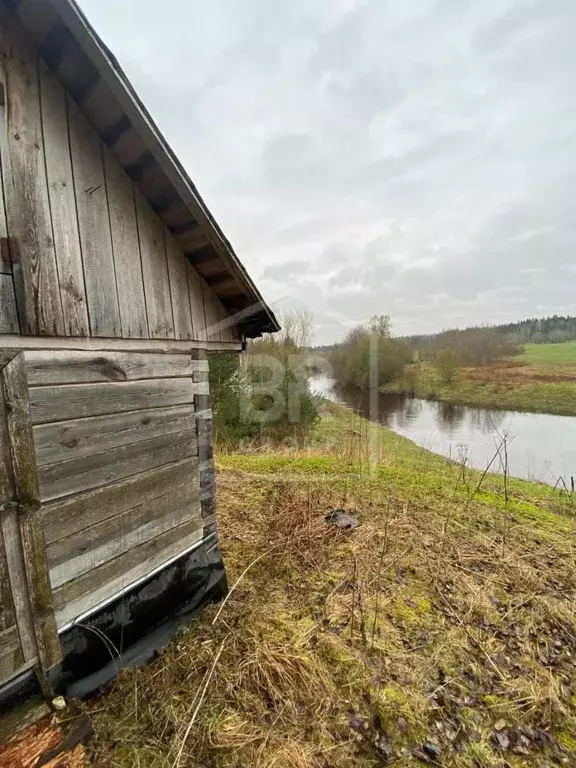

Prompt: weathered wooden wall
[
  {"left": 24, "top": 349, "right": 211, "bottom": 630},
  {"left": 0, "top": 6, "right": 237, "bottom": 344}
]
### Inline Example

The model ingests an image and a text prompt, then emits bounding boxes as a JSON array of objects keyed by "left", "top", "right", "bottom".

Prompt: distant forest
[
  {"left": 313, "top": 315, "right": 576, "bottom": 354},
  {"left": 404, "top": 314, "right": 576, "bottom": 349}
]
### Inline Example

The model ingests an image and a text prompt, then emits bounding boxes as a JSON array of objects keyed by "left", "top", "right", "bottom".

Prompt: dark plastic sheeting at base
[{"left": 0, "top": 535, "right": 227, "bottom": 714}]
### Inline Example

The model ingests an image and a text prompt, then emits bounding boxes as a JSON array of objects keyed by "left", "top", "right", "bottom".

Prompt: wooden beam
[
  {"left": 204, "top": 274, "right": 239, "bottom": 294},
  {"left": 24, "top": 349, "right": 203, "bottom": 385},
  {"left": 28, "top": 377, "right": 198, "bottom": 425},
  {"left": 101, "top": 114, "right": 131, "bottom": 147},
  {"left": 185, "top": 246, "right": 216, "bottom": 267},
  {"left": 167, "top": 221, "right": 200, "bottom": 237},
  {"left": 0, "top": 335, "right": 243, "bottom": 353},
  {"left": 34, "top": 403, "right": 197, "bottom": 466},
  {"left": 1, "top": 353, "right": 61, "bottom": 672}
]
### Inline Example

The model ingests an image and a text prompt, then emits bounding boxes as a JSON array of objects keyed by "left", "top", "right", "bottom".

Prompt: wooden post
[{"left": 1, "top": 351, "right": 61, "bottom": 694}]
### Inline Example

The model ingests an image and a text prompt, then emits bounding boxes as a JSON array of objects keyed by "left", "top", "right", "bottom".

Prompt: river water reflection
[{"left": 310, "top": 375, "right": 576, "bottom": 486}]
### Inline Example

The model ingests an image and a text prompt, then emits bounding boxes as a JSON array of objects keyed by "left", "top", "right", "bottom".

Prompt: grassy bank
[
  {"left": 385, "top": 341, "right": 576, "bottom": 416},
  {"left": 87, "top": 403, "right": 576, "bottom": 767}
]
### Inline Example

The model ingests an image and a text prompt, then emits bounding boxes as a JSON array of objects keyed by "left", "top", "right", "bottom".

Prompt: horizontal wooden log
[
  {"left": 29, "top": 378, "right": 198, "bottom": 425},
  {"left": 0, "top": 336, "right": 243, "bottom": 353},
  {"left": 34, "top": 404, "right": 196, "bottom": 467},
  {"left": 43, "top": 457, "right": 198, "bottom": 545},
  {"left": 47, "top": 470, "right": 202, "bottom": 570},
  {"left": 49, "top": 487, "right": 203, "bottom": 588},
  {"left": 24, "top": 350, "right": 203, "bottom": 385},
  {"left": 54, "top": 519, "right": 205, "bottom": 629},
  {"left": 193, "top": 370, "right": 209, "bottom": 384},
  {"left": 38, "top": 428, "right": 198, "bottom": 502}
]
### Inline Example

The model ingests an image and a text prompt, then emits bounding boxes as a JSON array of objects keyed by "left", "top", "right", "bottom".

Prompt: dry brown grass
[
  {"left": 464, "top": 362, "right": 576, "bottom": 385},
  {"left": 87, "top": 410, "right": 576, "bottom": 767}
]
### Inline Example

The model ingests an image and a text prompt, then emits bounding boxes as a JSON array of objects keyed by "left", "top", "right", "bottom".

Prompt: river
[{"left": 310, "top": 375, "right": 576, "bottom": 486}]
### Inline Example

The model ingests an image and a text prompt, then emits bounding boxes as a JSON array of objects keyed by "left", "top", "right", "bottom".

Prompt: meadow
[{"left": 521, "top": 341, "right": 576, "bottom": 368}]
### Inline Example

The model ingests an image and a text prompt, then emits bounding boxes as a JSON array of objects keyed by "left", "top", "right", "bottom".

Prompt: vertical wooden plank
[
  {"left": 135, "top": 188, "right": 174, "bottom": 339},
  {"left": 2, "top": 353, "right": 61, "bottom": 670},
  {"left": 104, "top": 148, "right": 148, "bottom": 338},
  {"left": 0, "top": 274, "right": 19, "bottom": 333},
  {"left": 68, "top": 96, "right": 121, "bottom": 338},
  {"left": 0, "top": 378, "right": 17, "bottom": 634},
  {"left": 0, "top": 7, "right": 64, "bottom": 336},
  {"left": 0, "top": 505, "right": 37, "bottom": 663},
  {"left": 39, "top": 61, "right": 89, "bottom": 337},
  {"left": 187, "top": 264, "right": 207, "bottom": 342},
  {"left": 0, "top": 368, "right": 36, "bottom": 666},
  {"left": 202, "top": 282, "right": 222, "bottom": 342},
  {"left": 166, "top": 232, "right": 193, "bottom": 339},
  {"left": 0, "top": 41, "right": 9, "bottom": 275},
  {"left": 0, "top": 521, "right": 18, "bottom": 635}
]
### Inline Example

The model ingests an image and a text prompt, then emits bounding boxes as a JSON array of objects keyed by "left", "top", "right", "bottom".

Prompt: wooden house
[{"left": 0, "top": 0, "right": 278, "bottom": 707}]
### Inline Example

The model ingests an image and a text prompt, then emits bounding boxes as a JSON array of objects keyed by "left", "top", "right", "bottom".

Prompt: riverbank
[
  {"left": 384, "top": 343, "right": 576, "bottom": 416},
  {"left": 87, "top": 403, "right": 576, "bottom": 767}
]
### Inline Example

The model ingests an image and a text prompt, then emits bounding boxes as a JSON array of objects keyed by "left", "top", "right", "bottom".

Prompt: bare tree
[{"left": 369, "top": 314, "right": 392, "bottom": 337}]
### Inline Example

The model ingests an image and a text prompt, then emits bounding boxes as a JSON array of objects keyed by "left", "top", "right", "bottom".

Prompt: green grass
[
  {"left": 521, "top": 341, "right": 576, "bottom": 367},
  {"left": 89, "top": 403, "right": 576, "bottom": 768}
]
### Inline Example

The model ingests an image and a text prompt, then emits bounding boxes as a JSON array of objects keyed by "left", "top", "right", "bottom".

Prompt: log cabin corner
[{"left": 0, "top": 0, "right": 279, "bottom": 709}]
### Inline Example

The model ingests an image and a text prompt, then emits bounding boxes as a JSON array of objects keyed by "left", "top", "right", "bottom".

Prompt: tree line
[
  {"left": 405, "top": 314, "right": 576, "bottom": 350},
  {"left": 329, "top": 316, "right": 525, "bottom": 390}
]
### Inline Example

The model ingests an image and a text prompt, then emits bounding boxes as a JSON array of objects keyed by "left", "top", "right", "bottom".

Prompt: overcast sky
[{"left": 79, "top": 0, "right": 576, "bottom": 345}]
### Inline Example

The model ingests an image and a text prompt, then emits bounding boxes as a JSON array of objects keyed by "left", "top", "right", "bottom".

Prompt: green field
[{"left": 521, "top": 341, "right": 576, "bottom": 367}]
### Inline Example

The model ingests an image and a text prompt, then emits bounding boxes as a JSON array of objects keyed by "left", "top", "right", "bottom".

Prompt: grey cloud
[{"left": 79, "top": 0, "right": 576, "bottom": 344}]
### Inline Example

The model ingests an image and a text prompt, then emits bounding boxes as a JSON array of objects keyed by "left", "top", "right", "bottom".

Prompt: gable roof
[{"left": 5, "top": 0, "right": 279, "bottom": 338}]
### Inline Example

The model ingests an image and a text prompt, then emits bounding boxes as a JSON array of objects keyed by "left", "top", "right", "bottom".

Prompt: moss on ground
[{"left": 88, "top": 404, "right": 576, "bottom": 767}]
